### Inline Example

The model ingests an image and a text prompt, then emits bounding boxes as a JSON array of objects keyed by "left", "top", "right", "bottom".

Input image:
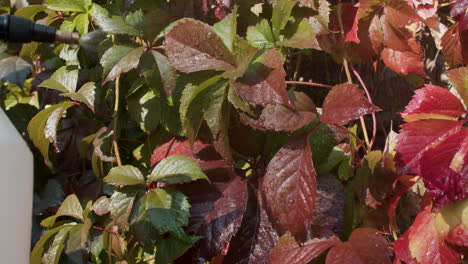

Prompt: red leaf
[
  {"left": 410, "top": 0, "right": 438, "bottom": 20},
  {"left": 407, "top": 205, "right": 460, "bottom": 264},
  {"left": 150, "top": 139, "right": 229, "bottom": 170},
  {"left": 393, "top": 229, "right": 417, "bottom": 264},
  {"left": 401, "top": 85, "right": 466, "bottom": 122},
  {"left": 263, "top": 134, "right": 317, "bottom": 235},
  {"left": 240, "top": 92, "right": 317, "bottom": 132},
  {"left": 446, "top": 223, "right": 468, "bottom": 247},
  {"left": 447, "top": 66, "right": 468, "bottom": 106},
  {"left": 451, "top": 0, "right": 468, "bottom": 18},
  {"left": 231, "top": 49, "right": 291, "bottom": 107},
  {"left": 269, "top": 232, "right": 340, "bottom": 264},
  {"left": 344, "top": 6, "right": 360, "bottom": 44},
  {"left": 381, "top": 48, "right": 426, "bottom": 76},
  {"left": 394, "top": 119, "right": 464, "bottom": 175},
  {"left": 384, "top": 0, "right": 421, "bottom": 27},
  {"left": 320, "top": 83, "right": 381, "bottom": 126},
  {"left": 165, "top": 19, "right": 235, "bottom": 73},
  {"left": 180, "top": 172, "right": 248, "bottom": 261},
  {"left": 420, "top": 129, "right": 468, "bottom": 207},
  {"left": 369, "top": 14, "right": 384, "bottom": 53},
  {"left": 326, "top": 228, "right": 391, "bottom": 264},
  {"left": 441, "top": 23, "right": 465, "bottom": 68}
]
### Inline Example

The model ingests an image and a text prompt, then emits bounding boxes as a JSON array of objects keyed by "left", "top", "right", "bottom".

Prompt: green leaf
[
  {"left": 148, "top": 155, "right": 209, "bottom": 184},
  {"left": 65, "top": 219, "right": 92, "bottom": 253},
  {"left": 104, "top": 165, "right": 145, "bottom": 186},
  {"left": 271, "top": 0, "right": 297, "bottom": 40},
  {"left": 246, "top": 19, "right": 275, "bottom": 48},
  {"left": 39, "top": 66, "right": 79, "bottom": 93},
  {"left": 27, "top": 101, "right": 75, "bottom": 169},
  {"left": 41, "top": 226, "right": 72, "bottom": 264},
  {"left": 308, "top": 122, "right": 338, "bottom": 167},
  {"left": 101, "top": 45, "right": 144, "bottom": 83},
  {"left": 41, "top": 194, "right": 84, "bottom": 227},
  {"left": 92, "top": 196, "right": 111, "bottom": 216},
  {"left": 14, "top": 5, "right": 47, "bottom": 19},
  {"left": 156, "top": 234, "right": 201, "bottom": 264},
  {"left": 109, "top": 192, "right": 135, "bottom": 229},
  {"left": 0, "top": 56, "right": 31, "bottom": 87},
  {"left": 316, "top": 146, "right": 346, "bottom": 174},
  {"left": 74, "top": 13, "right": 89, "bottom": 35},
  {"left": 44, "top": 0, "right": 89, "bottom": 12},
  {"left": 78, "top": 132, "right": 97, "bottom": 159},
  {"left": 62, "top": 82, "right": 96, "bottom": 112},
  {"left": 151, "top": 50, "right": 177, "bottom": 96},
  {"left": 180, "top": 75, "right": 224, "bottom": 143},
  {"left": 31, "top": 225, "right": 74, "bottom": 264},
  {"left": 147, "top": 209, "right": 187, "bottom": 235},
  {"left": 213, "top": 6, "right": 238, "bottom": 52},
  {"left": 127, "top": 85, "right": 161, "bottom": 134},
  {"left": 278, "top": 18, "right": 319, "bottom": 49},
  {"left": 91, "top": 3, "right": 142, "bottom": 36},
  {"left": 204, "top": 81, "right": 231, "bottom": 160}
]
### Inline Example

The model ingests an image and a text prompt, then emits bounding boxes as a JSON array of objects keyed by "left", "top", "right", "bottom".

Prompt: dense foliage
[{"left": 0, "top": 0, "right": 467, "bottom": 263}]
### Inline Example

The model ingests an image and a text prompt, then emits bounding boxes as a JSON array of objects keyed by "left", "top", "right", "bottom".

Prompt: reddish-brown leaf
[
  {"left": 165, "top": 19, "right": 236, "bottom": 73},
  {"left": 230, "top": 49, "right": 291, "bottom": 107},
  {"left": 447, "top": 66, "right": 468, "bottom": 106},
  {"left": 384, "top": 0, "right": 421, "bottom": 27},
  {"left": 394, "top": 119, "right": 464, "bottom": 175},
  {"left": 369, "top": 14, "right": 384, "bottom": 53},
  {"left": 410, "top": 0, "right": 438, "bottom": 20},
  {"left": 381, "top": 14, "right": 415, "bottom": 52},
  {"left": 263, "top": 134, "right": 317, "bottom": 235},
  {"left": 269, "top": 232, "right": 340, "bottom": 264},
  {"left": 320, "top": 83, "right": 381, "bottom": 126},
  {"left": 420, "top": 129, "right": 468, "bottom": 207},
  {"left": 240, "top": 92, "right": 316, "bottom": 132},
  {"left": 150, "top": 139, "right": 229, "bottom": 170},
  {"left": 326, "top": 228, "right": 391, "bottom": 264},
  {"left": 408, "top": 204, "right": 460, "bottom": 264},
  {"left": 401, "top": 85, "right": 466, "bottom": 122},
  {"left": 381, "top": 48, "right": 426, "bottom": 76},
  {"left": 441, "top": 23, "right": 464, "bottom": 68}
]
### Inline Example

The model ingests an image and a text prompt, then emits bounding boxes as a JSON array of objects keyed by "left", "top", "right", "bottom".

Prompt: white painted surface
[{"left": 0, "top": 108, "right": 33, "bottom": 264}]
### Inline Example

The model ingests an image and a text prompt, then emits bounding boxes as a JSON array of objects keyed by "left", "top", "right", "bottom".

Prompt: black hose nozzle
[{"left": 0, "top": 15, "right": 80, "bottom": 45}]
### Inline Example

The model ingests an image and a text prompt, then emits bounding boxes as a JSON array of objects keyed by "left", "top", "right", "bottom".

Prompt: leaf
[
  {"left": 41, "top": 194, "right": 84, "bottom": 227},
  {"left": 320, "top": 83, "right": 381, "bottom": 126},
  {"left": 395, "top": 119, "right": 465, "bottom": 175},
  {"left": 271, "top": 0, "right": 297, "bottom": 40},
  {"left": 278, "top": 18, "right": 320, "bottom": 49},
  {"left": 246, "top": 19, "right": 276, "bottom": 49},
  {"left": 148, "top": 155, "right": 209, "bottom": 184},
  {"left": 91, "top": 3, "right": 142, "bottom": 36},
  {"left": 263, "top": 134, "right": 316, "bottom": 235},
  {"left": 230, "top": 49, "right": 291, "bottom": 107},
  {"left": 44, "top": 0, "right": 89, "bottom": 12},
  {"left": 441, "top": 23, "right": 465, "bottom": 69},
  {"left": 146, "top": 188, "right": 191, "bottom": 236},
  {"left": 101, "top": 46, "right": 144, "bottom": 83},
  {"left": 39, "top": 66, "right": 79, "bottom": 93},
  {"left": 213, "top": 6, "right": 237, "bottom": 52},
  {"left": 434, "top": 198, "right": 468, "bottom": 247},
  {"left": 31, "top": 225, "right": 73, "bottom": 264},
  {"left": 27, "top": 101, "right": 75, "bottom": 169},
  {"left": 240, "top": 91, "right": 316, "bottom": 132},
  {"left": 0, "top": 56, "right": 31, "bottom": 87},
  {"left": 204, "top": 81, "right": 231, "bottom": 161},
  {"left": 127, "top": 85, "right": 161, "bottom": 134},
  {"left": 410, "top": 0, "right": 438, "bottom": 20},
  {"left": 14, "top": 5, "right": 47, "bottom": 19},
  {"left": 92, "top": 196, "right": 111, "bottom": 216},
  {"left": 180, "top": 75, "right": 224, "bottom": 144},
  {"left": 447, "top": 66, "right": 468, "bottom": 106},
  {"left": 381, "top": 47, "right": 426, "bottom": 76},
  {"left": 401, "top": 85, "right": 466, "bottom": 122},
  {"left": 326, "top": 228, "right": 391, "bottom": 264},
  {"left": 179, "top": 172, "right": 248, "bottom": 261},
  {"left": 62, "top": 82, "right": 96, "bottom": 112},
  {"left": 109, "top": 192, "right": 135, "bottom": 230},
  {"left": 269, "top": 232, "right": 340, "bottom": 264},
  {"left": 420, "top": 129, "right": 468, "bottom": 207},
  {"left": 156, "top": 234, "right": 201, "bottom": 264},
  {"left": 104, "top": 165, "right": 145, "bottom": 186},
  {"left": 41, "top": 226, "right": 72, "bottom": 264},
  {"left": 151, "top": 50, "right": 177, "bottom": 96},
  {"left": 303, "top": 0, "right": 331, "bottom": 36},
  {"left": 369, "top": 14, "right": 384, "bottom": 53},
  {"left": 165, "top": 19, "right": 236, "bottom": 73}
]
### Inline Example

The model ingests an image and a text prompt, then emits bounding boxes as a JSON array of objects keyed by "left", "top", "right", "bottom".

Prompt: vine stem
[
  {"left": 285, "top": 81, "right": 333, "bottom": 89},
  {"left": 113, "top": 76, "right": 123, "bottom": 167},
  {"left": 92, "top": 226, "right": 119, "bottom": 236},
  {"left": 333, "top": 124, "right": 368, "bottom": 153},
  {"left": 350, "top": 64, "right": 378, "bottom": 150}
]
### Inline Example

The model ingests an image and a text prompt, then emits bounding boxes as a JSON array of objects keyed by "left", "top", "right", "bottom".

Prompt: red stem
[
  {"left": 349, "top": 64, "right": 378, "bottom": 150},
  {"left": 92, "top": 226, "right": 119, "bottom": 236},
  {"left": 285, "top": 81, "right": 333, "bottom": 89}
]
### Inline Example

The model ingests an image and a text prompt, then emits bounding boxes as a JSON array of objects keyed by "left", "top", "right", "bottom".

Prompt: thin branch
[
  {"left": 285, "top": 81, "right": 333, "bottom": 89},
  {"left": 113, "top": 76, "right": 123, "bottom": 167},
  {"left": 350, "top": 64, "right": 378, "bottom": 150},
  {"left": 93, "top": 226, "right": 119, "bottom": 236}
]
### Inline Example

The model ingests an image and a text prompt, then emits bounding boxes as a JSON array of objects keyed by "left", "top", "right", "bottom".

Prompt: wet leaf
[
  {"left": 165, "top": 19, "right": 236, "bottom": 73},
  {"left": 109, "top": 192, "right": 135, "bottom": 230},
  {"left": 41, "top": 194, "right": 84, "bottom": 227},
  {"left": 320, "top": 83, "right": 381, "bottom": 126},
  {"left": 104, "top": 165, "right": 145, "bottom": 186},
  {"left": 44, "top": 0, "right": 89, "bottom": 12},
  {"left": 447, "top": 66, "right": 468, "bottom": 106},
  {"left": 41, "top": 225, "right": 72, "bottom": 264},
  {"left": 271, "top": 0, "right": 296, "bottom": 40},
  {"left": 278, "top": 18, "right": 320, "bottom": 49},
  {"left": 62, "top": 82, "right": 96, "bottom": 112},
  {"left": 246, "top": 19, "right": 276, "bottom": 49},
  {"left": 101, "top": 46, "right": 144, "bottom": 83},
  {"left": 381, "top": 48, "right": 426, "bottom": 76},
  {"left": 92, "top": 3, "right": 142, "bottom": 36},
  {"left": 148, "top": 155, "right": 209, "bottom": 184},
  {"left": 0, "top": 56, "right": 31, "bottom": 87},
  {"left": 213, "top": 6, "right": 237, "bottom": 52},
  {"left": 263, "top": 134, "right": 316, "bottom": 235},
  {"left": 92, "top": 196, "right": 111, "bottom": 216},
  {"left": 39, "top": 66, "right": 79, "bottom": 93}
]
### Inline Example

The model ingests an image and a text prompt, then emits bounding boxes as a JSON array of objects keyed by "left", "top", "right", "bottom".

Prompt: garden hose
[{"left": 0, "top": 14, "right": 80, "bottom": 45}]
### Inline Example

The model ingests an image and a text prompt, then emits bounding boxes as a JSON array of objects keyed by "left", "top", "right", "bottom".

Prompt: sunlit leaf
[
  {"left": 447, "top": 66, "right": 468, "bottom": 106},
  {"left": 41, "top": 194, "right": 84, "bottom": 227},
  {"left": 101, "top": 46, "right": 144, "bottom": 83},
  {"left": 0, "top": 56, "right": 31, "bottom": 87},
  {"left": 104, "top": 165, "right": 145, "bottom": 186},
  {"left": 148, "top": 155, "right": 209, "bottom": 184},
  {"left": 271, "top": 0, "right": 297, "bottom": 40}
]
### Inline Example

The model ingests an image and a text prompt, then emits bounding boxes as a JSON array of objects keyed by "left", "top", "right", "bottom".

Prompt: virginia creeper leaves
[
  {"left": 263, "top": 134, "right": 316, "bottom": 235},
  {"left": 39, "top": 66, "right": 79, "bottom": 93},
  {"left": 320, "top": 83, "right": 381, "bottom": 126},
  {"left": 447, "top": 66, "right": 468, "bottom": 106},
  {"left": 381, "top": 48, "right": 426, "bottom": 76},
  {"left": 165, "top": 19, "right": 236, "bottom": 73},
  {"left": 148, "top": 155, "right": 209, "bottom": 184},
  {"left": 0, "top": 56, "right": 31, "bottom": 87},
  {"left": 103, "top": 165, "right": 145, "bottom": 186},
  {"left": 101, "top": 46, "right": 144, "bottom": 83}
]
